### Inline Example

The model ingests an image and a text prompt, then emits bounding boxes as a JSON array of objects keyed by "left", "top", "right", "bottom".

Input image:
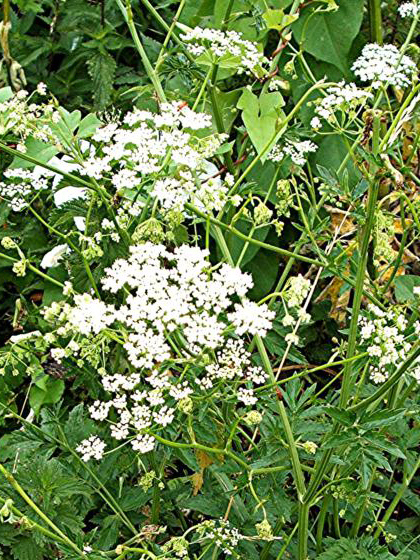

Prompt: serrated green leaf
[
  {"left": 87, "top": 51, "right": 117, "bottom": 110},
  {"left": 11, "top": 536, "right": 44, "bottom": 560},
  {"left": 360, "top": 409, "right": 405, "bottom": 430},
  {"left": 326, "top": 407, "right": 356, "bottom": 427}
]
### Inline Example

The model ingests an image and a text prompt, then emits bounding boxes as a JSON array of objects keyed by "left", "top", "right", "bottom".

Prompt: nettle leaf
[
  {"left": 292, "top": 0, "right": 364, "bottom": 74},
  {"left": 237, "top": 87, "right": 285, "bottom": 159},
  {"left": 87, "top": 51, "right": 117, "bottom": 110},
  {"left": 394, "top": 275, "right": 420, "bottom": 303},
  {"left": 318, "top": 536, "right": 394, "bottom": 559},
  {"left": 11, "top": 536, "right": 45, "bottom": 560},
  {"left": 94, "top": 515, "right": 121, "bottom": 550}
]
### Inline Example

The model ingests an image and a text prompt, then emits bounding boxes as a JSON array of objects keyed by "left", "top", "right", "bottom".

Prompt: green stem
[
  {"left": 373, "top": 457, "right": 420, "bottom": 538},
  {"left": 188, "top": 202, "right": 325, "bottom": 266},
  {"left": 28, "top": 205, "right": 101, "bottom": 298},
  {"left": 348, "top": 341, "right": 420, "bottom": 413},
  {"left": 116, "top": 0, "right": 166, "bottom": 103},
  {"left": 368, "top": 0, "right": 383, "bottom": 44},
  {"left": 192, "top": 67, "right": 212, "bottom": 111},
  {"left": 0, "top": 250, "right": 65, "bottom": 288},
  {"left": 339, "top": 116, "right": 381, "bottom": 407},
  {"left": 316, "top": 495, "right": 330, "bottom": 554},
  {"left": 350, "top": 468, "right": 376, "bottom": 537},
  {"left": 208, "top": 84, "right": 235, "bottom": 174},
  {"left": 155, "top": 0, "right": 185, "bottom": 70},
  {"left": 278, "top": 400, "right": 306, "bottom": 500},
  {"left": 150, "top": 433, "right": 250, "bottom": 471},
  {"left": 0, "top": 142, "right": 99, "bottom": 191},
  {"left": 301, "top": 116, "right": 382, "bottom": 510},
  {"left": 276, "top": 522, "right": 298, "bottom": 559}
]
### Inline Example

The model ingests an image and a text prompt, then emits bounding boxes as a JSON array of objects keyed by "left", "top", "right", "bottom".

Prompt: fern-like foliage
[{"left": 318, "top": 537, "right": 395, "bottom": 560}]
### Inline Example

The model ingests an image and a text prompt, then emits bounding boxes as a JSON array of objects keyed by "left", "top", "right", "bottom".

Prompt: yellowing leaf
[
  {"left": 191, "top": 472, "right": 204, "bottom": 496},
  {"left": 196, "top": 450, "right": 214, "bottom": 470}
]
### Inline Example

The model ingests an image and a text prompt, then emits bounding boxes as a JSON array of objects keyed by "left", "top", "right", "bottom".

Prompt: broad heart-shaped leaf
[
  {"left": 394, "top": 275, "right": 420, "bottom": 303},
  {"left": 292, "top": 0, "right": 364, "bottom": 74},
  {"left": 29, "top": 377, "right": 65, "bottom": 415},
  {"left": 77, "top": 112, "right": 102, "bottom": 138},
  {"left": 238, "top": 88, "right": 284, "bottom": 159},
  {"left": 10, "top": 137, "right": 58, "bottom": 169}
]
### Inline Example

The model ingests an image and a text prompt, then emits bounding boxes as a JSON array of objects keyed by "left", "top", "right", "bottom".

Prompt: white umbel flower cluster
[
  {"left": 50, "top": 243, "right": 275, "bottom": 460},
  {"left": 79, "top": 102, "right": 229, "bottom": 214},
  {"left": 358, "top": 305, "right": 416, "bottom": 383},
  {"left": 312, "top": 81, "right": 373, "bottom": 123},
  {"left": 198, "top": 338, "right": 267, "bottom": 401},
  {"left": 268, "top": 140, "right": 317, "bottom": 166},
  {"left": 352, "top": 44, "right": 417, "bottom": 89},
  {"left": 180, "top": 27, "right": 267, "bottom": 77},
  {"left": 0, "top": 168, "right": 50, "bottom": 211},
  {"left": 76, "top": 436, "right": 106, "bottom": 461},
  {"left": 398, "top": 2, "right": 419, "bottom": 17},
  {"left": 197, "top": 519, "right": 243, "bottom": 556}
]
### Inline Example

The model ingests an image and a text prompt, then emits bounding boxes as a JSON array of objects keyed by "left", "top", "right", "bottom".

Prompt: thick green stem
[
  {"left": 302, "top": 117, "right": 382, "bottom": 513},
  {"left": 316, "top": 495, "right": 330, "bottom": 554},
  {"left": 339, "top": 116, "right": 381, "bottom": 406},
  {"left": 297, "top": 502, "right": 310, "bottom": 560},
  {"left": 368, "top": 0, "right": 383, "bottom": 44}
]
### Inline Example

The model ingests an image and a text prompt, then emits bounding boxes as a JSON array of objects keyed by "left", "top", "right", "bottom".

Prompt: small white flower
[
  {"left": 310, "top": 116, "right": 322, "bottom": 129},
  {"left": 285, "top": 333, "right": 299, "bottom": 345},
  {"left": 131, "top": 433, "right": 155, "bottom": 453},
  {"left": 36, "top": 82, "right": 47, "bottom": 95},
  {"left": 352, "top": 43, "right": 416, "bottom": 88},
  {"left": 76, "top": 436, "right": 106, "bottom": 461},
  {"left": 398, "top": 1, "right": 419, "bottom": 17}
]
